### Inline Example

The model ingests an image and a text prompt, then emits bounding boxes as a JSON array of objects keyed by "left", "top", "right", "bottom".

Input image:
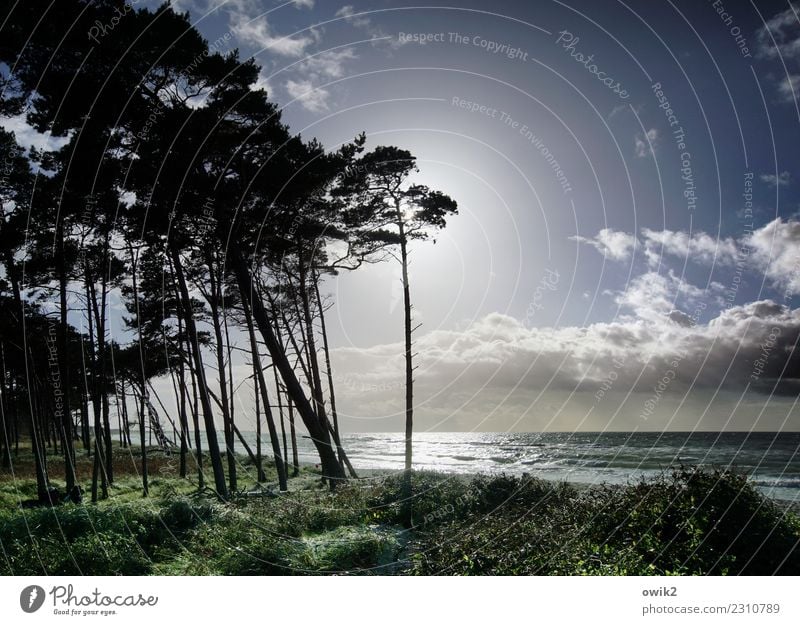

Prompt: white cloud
[
  {"left": 760, "top": 171, "right": 792, "bottom": 187},
  {"left": 0, "top": 114, "right": 71, "bottom": 153},
  {"left": 230, "top": 14, "right": 314, "bottom": 57},
  {"left": 286, "top": 78, "right": 330, "bottom": 112},
  {"left": 634, "top": 128, "right": 658, "bottom": 158},
  {"left": 746, "top": 218, "right": 800, "bottom": 295},
  {"left": 755, "top": 6, "right": 800, "bottom": 102},
  {"left": 293, "top": 0, "right": 314, "bottom": 8},
  {"left": 336, "top": 5, "right": 372, "bottom": 30},
  {"left": 251, "top": 71, "right": 272, "bottom": 94},
  {"left": 614, "top": 270, "right": 704, "bottom": 324},
  {"left": 330, "top": 302, "right": 800, "bottom": 430},
  {"left": 571, "top": 228, "right": 637, "bottom": 261},
  {"left": 335, "top": 4, "right": 396, "bottom": 46},
  {"left": 296, "top": 47, "right": 357, "bottom": 79},
  {"left": 777, "top": 73, "right": 800, "bottom": 102},
  {"left": 756, "top": 4, "right": 800, "bottom": 60},
  {"left": 578, "top": 219, "right": 800, "bottom": 297},
  {"left": 640, "top": 227, "right": 738, "bottom": 267}
]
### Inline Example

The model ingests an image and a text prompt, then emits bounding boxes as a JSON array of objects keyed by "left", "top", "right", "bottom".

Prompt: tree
[{"left": 344, "top": 146, "right": 457, "bottom": 523}]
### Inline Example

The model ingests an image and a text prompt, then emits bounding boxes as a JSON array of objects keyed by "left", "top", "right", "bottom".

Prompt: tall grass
[{"left": 1, "top": 467, "right": 798, "bottom": 575}]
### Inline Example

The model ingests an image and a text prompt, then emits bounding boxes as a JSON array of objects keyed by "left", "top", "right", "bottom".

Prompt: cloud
[
  {"left": 746, "top": 218, "right": 800, "bottom": 295},
  {"left": 330, "top": 302, "right": 800, "bottom": 430},
  {"left": 614, "top": 270, "right": 705, "bottom": 324},
  {"left": 577, "top": 219, "right": 800, "bottom": 297},
  {"left": 571, "top": 228, "right": 637, "bottom": 261},
  {"left": 251, "top": 71, "right": 272, "bottom": 94},
  {"left": 755, "top": 5, "right": 800, "bottom": 102},
  {"left": 336, "top": 5, "right": 372, "bottom": 30},
  {"left": 296, "top": 47, "right": 357, "bottom": 79},
  {"left": 760, "top": 171, "right": 792, "bottom": 188},
  {"left": 640, "top": 227, "right": 739, "bottom": 267},
  {"left": 335, "top": 4, "right": 396, "bottom": 46},
  {"left": 777, "top": 73, "right": 800, "bottom": 102},
  {"left": 286, "top": 78, "right": 330, "bottom": 112},
  {"left": 230, "top": 13, "right": 315, "bottom": 57},
  {"left": 0, "top": 114, "right": 71, "bottom": 153},
  {"left": 755, "top": 4, "right": 800, "bottom": 60},
  {"left": 634, "top": 128, "right": 658, "bottom": 158},
  {"left": 293, "top": 0, "right": 314, "bottom": 8}
]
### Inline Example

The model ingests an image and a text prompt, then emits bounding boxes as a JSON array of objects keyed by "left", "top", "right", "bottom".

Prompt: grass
[{"left": 1, "top": 447, "right": 799, "bottom": 575}]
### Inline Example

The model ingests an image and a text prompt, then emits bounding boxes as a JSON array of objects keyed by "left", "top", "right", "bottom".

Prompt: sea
[{"left": 275, "top": 431, "right": 800, "bottom": 502}]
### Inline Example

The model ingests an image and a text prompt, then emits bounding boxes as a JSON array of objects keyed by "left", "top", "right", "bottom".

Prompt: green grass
[{"left": 1, "top": 454, "right": 799, "bottom": 575}]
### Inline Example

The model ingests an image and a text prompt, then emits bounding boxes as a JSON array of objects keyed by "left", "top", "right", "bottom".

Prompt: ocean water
[{"left": 280, "top": 431, "right": 800, "bottom": 502}]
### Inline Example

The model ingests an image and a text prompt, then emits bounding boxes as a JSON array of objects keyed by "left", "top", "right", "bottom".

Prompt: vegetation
[
  {"left": 2, "top": 454, "right": 798, "bottom": 575},
  {"left": 2, "top": 2, "right": 797, "bottom": 579},
  {"left": 0, "top": 0, "right": 455, "bottom": 505}
]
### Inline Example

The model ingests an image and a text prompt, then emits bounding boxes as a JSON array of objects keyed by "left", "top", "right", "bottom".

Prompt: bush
[{"left": 590, "top": 468, "right": 800, "bottom": 575}]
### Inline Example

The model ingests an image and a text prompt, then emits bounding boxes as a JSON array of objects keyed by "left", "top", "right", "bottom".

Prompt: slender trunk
[
  {"left": 119, "top": 381, "right": 131, "bottom": 451},
  {"left": 30, "top": 381, "right": 50, "bottom": 502},
  {"left": 243, "top": 297, "right": 284, "bottom": 487},
  {"left": 170, "top": 246, "right": 227, "bottom": 498},
  {"left": 0, "top": 343, "right": 11, "bottom": 469},
  {"left": 272, "top": 313, "right": 298, "bottom": 477},
  {"left": 127, "top": 245, "right": 149, "bottom": 497},
  {"left": 1, "top": 250, "right": 25, "bottom": 469},
  {"left": 286, "top": 392, "right": 298, "bottom": 477},
  {"left": 57, "top": 225, "right": 76, "bottom": 493},
  {"left": 188, "top": 344, "right": 203, "bottom": 489},
  {"left": 254, "top": 355, "right": 263, "bottom": 482},
  {"left": 295, "top": 252, "right": 343, "bottom": 478},
  {"left": 136, "top": 384, "right": 148, "bottom": 496},
  {"left": 207, "top": 256, "right": 236, "bottom": 492},
  {"left": 80, "top": 390, "right": 90, "bottom": 450},
  {"left": 272, "top": 365, "right": 295, "bottom": 478},
  {"left": 228, "top": 248, "right": 344, "bottom": 485},
  {"left": 178, "top": 337, "right": 188, "bottom": 478},
  {"left": 96, "top": 234, "right": 113, "bottom": 485},
  {"left": 118, "top": 384, "right": 132, "bottom": 448},
  {"left": 398, "top": 214, "right": 414, "bottom": 526},
  {"left": 86, "top": 274, "right": 107, "bottom": 501},
  {"left": 116, "top": 394, "right": 124, "bottom": 448},
  {"left": 313, "top": 274, "right": 358, "bottom": 478}
]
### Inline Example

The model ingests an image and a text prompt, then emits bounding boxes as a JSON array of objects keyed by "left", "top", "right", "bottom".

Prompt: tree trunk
[
  {"left": 243, "top": 296, "right": 285, "bottom": 488},
  {"left": 80, "top": 389, "right": 90, "bottom": 450},
  {"left": 398, "top": 214, "right": 414, "bottom": 526},
  {"left": 187, "top": 343, "right": 204, "bottom": 489},
  {"left": 170, "top": 246, "right": 228, "bottom": 498},
  {"left": 86, "top": 273, "right": 107, "bottom": 502},
  {"left": 206, "top": 256, "right": 236, "bottom": 492},
  {"left": 96, "top": 233, "right": 114, "bottom": 485},
  {"left": 136, "top": 383, "right": 148, "bottom": 497},
  {"left": 228, "top": 247, "right": 344, "bottom": 486},
  {"left": 253, "top": 352, "right": 263, "bottom": 482},
  {"left": 30, "top": 381, "right": 50, "bottom": 502},
  {"left": 177, "top": 324, "right": 189, "bottom": 478},
  {"left": 57, "top": 225, "right": 77, "bottom": 493},
  {"left": 272, "top": 366, "right": 295, "bottom": 478},
  {"left": 0, "top": 343, "right": 12, "bottom": 469},
  {"left": 313, "top": 274, "right": 358, "bottom": 478}
]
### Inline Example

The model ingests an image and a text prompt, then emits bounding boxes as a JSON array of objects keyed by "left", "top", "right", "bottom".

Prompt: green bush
[{"left": 1, "top": 469, "right": 798, "bottom": 575}]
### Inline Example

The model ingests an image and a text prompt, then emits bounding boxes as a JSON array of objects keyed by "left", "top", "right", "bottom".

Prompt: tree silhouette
[{"left": 343, "top": 146, "right": 458, "bottom": 523}]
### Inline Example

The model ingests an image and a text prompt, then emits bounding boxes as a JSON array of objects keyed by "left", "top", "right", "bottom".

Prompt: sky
[{"left": 7, "top": 0, "right": 800, "bottom": 433}]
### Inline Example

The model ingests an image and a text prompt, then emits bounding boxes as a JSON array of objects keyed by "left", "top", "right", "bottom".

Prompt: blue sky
[{"left": 7, "top": 0, "right": 800, "bottom": 432}]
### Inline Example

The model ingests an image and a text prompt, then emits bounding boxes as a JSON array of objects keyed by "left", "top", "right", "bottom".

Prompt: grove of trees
[{"left": 0, "top": 0, "right": 456, "bottom": 514}]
